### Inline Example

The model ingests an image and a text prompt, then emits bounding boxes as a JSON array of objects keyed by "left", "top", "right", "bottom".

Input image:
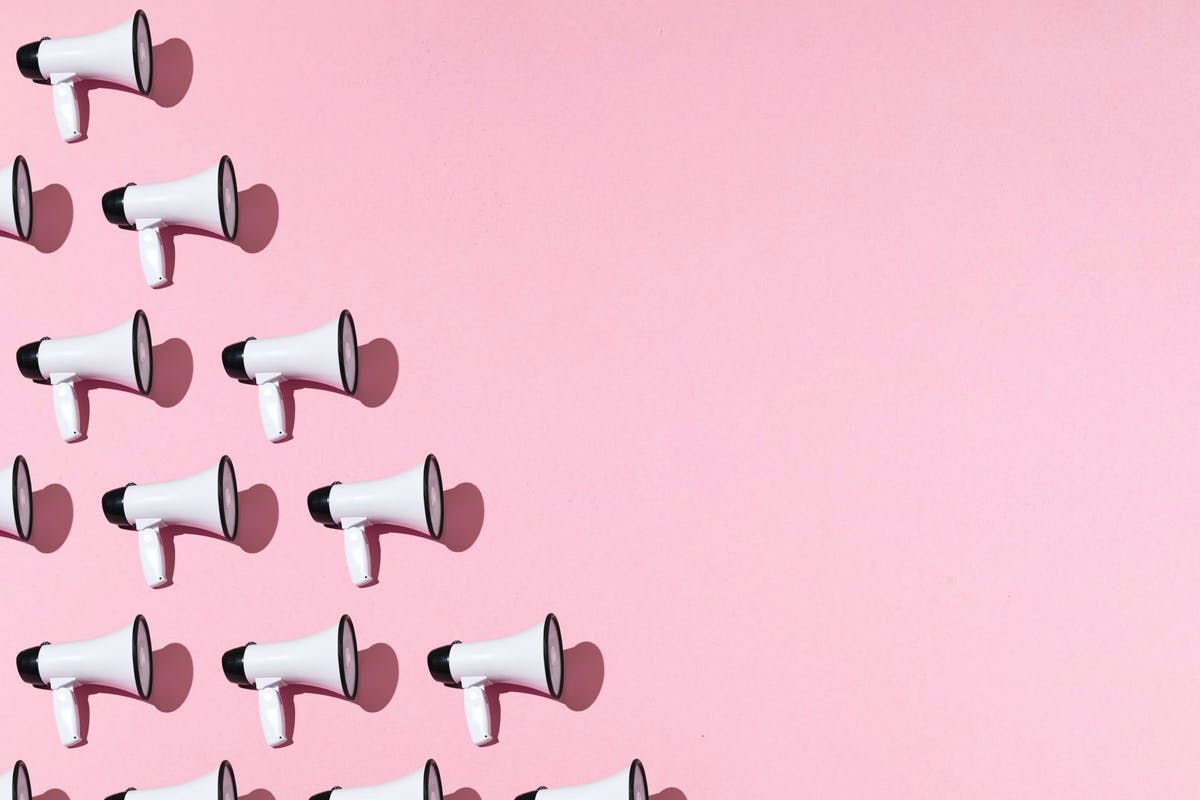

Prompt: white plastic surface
[
  {"left": 462, "top": 679, "right": 493, "bottom": 746},
  {"left": 256, "top": 377, "right": 286, "bottom": 441},
  {"left": 256, "top": 681, "right": 287, "bottom": 747},
  {"left": 343, "top": 524, "right": 371, "bottom": 587},
  {"left": 51, "top": 681, "right": 82, "bottom": 746},
  {"left": 50, "top": 377, "right": 81, "bottom": 442},
  {"left": 50, "top": 78, "right": 81, "bottom": 142},
  {"left": 137, "top": 525, "right": 166, "bottom": 587},
  {"left": 137, "top": 223, "right": 166, "bottom": 287}
]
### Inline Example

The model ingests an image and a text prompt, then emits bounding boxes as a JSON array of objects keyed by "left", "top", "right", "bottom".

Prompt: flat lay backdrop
[{"left": 3, "top": 2, "right": 1199, "bottom": 798}]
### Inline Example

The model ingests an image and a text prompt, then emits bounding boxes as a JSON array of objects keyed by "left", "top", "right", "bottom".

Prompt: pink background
[{"left": 2, "top": 1, "right": 1198, "bottom": 798}]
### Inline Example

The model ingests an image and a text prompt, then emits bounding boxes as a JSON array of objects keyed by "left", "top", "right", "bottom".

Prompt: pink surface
[{"left": 2, "top": 1, "right": 1197, "bottom": 798}]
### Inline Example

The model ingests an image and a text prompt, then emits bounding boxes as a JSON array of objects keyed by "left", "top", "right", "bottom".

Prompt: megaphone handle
[
  {"left": 138, "top": 226, "right": 167, "bottom": 287},
  {"left": 344, "top": 526, "right": 372, "bottom": 586},
  {"left": 52, "top": 79, "right": 82, "bottom": 142},
  {"left": 51, "top": 380, "right": 82, "bottom": 442},
  {"left": 52, "top": 684, "right": 82, "bottom": 746},
  {"left": 138, "top": 528, "right": 168, "bottom": 588},
  {"left": 463, "top": 683, "right": 494, "bottom": 745},
  {"left": 258, "top": 684, "right": 288, "bottom": 746},
  {"left": 256, "top": 381, "right": 287, "bottom": 442}
]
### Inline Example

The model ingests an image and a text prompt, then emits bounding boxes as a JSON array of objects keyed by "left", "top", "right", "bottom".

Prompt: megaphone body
[
  {"left": 427, "top": 613, "right": 564, "bottom": 745},
  {"left": 0, "top": 455, "right": 33, "bottom": 542},
  {"left": 222, "top": 310, "right": 358, "bottom": 442},
  {"left": 307, "top": 455, "right": 443, "bottom": 586},
  {"left": 311, "top": 761, "right": 442, "bottom": 800},
  {"left": 222, "top": 615, "right": 358, "bottom": 746},
  {"left": 102, "top": 456, "right": 239, "bottom": 587},
  {"left": 102, "top": 157, "right": 238, "bottom": 286},
  {"left": 16, "top": 615, "right": 153, "bottom": 746},
  {"left": 515, "top": 761, "right": 648, "bottom": 800},
  {"left": 106, "top": 762, "right": 236, "bottom": 800},
  {"left": 15, "top": 10, "right": 152, "bottom": 142},
  {"left": 1, "top": 761, "right": 31, "bottom": 800},
  {"left": 0, "top": 156, "right": 33, "bottom": 241},
  {"left": 15, "top": 310, "right": 153, "bottom": 441}
]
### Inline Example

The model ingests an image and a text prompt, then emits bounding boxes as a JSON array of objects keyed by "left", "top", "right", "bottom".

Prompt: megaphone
[
  {"left": 16, "top": 615, "right": 153, "bottom": 746},
  {"left": 101, "top": 456, "right": 239, "bottom": 587},
  {"left": 0, "top": 762, "right": 30, "bottom": 800},
  {"left": 514, "top": 761, "right": 648, "bottom": 800},
  {"left": 0, "top": 456, "right": 33, "bottom": 542},
  {"left": 0, "top": 156, "right": 33, "bottom": 241},
  {"left": 427, "top": 613, "right": 564, "bottom": 746},
  {"left": 105, "top": 762, "right": 236, "bottom": 800},
  {"left": 101, "top": 157, "right": 238, "bottom": 287},
  {"left": 15, "top": 10, "right": 153, "bottom": 142},
  {"left": 310, "top": 761, "right": 441, "bottom": 800},
  {"left": 221, "top": 615, "right": 358, "bottom": 746},
  {"left": 15, "top": 310, "right": 153, "bottom": 442},
  {"left": 221, "top": 310, "right": 358, "bottom": 442},
  {"left": 307, "top": 454, "right": 443, "bottom": 586}
]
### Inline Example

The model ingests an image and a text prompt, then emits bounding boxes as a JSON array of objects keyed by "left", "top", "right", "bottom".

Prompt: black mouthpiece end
[
  {"left": 514, "top": 791, "right": 543, "bottom": 800},
  {"left": 306, "top": 485, "right": 339, "bottom": 528},
  {"left": 105, "top": 791, "right": 132, "bottom": 800},
  {"left": 309, "top": 790, "right": 339, "bottom": 800},
  {"left": 427, "top": 643, "right": 460, "bottom": 687},
  {"left": 15, "top": 41, "right": 46, "bottom": 83},
  {"left": 221, "top": 645, "right": 254, "bottom": 688},
  {"left": 101, "top": 186, "right": 135, "bottom": 229},
  {"left": 15, "top": 340, "right": 46, "bottom": 383},
  {"left": 221, "top": 340, "right": 254, "bottom": 383},
  {"left": 16, "top": 644, "right": 46, "bottom": 687},
  {"left": 102, "top": 486, "right": 135, "bottom": 529}
]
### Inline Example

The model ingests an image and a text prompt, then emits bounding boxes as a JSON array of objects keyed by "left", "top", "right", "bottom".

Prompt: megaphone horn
[{"left": 15, "top": 10, "right": 152, "bottom": 141}]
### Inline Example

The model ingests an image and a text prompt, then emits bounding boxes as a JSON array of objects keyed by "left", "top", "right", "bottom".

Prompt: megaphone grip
[
  {"left": 138, "top": 227, "right": 167, "bottom": 287},
  {"left": 51, "top": 380, "right": 81, "bottom": 442},
  {"left": 52, "top": 81, "right": 81, "bottom": 142},
  {"left": 463, "top": 683, "right": 493, "bottom": 746},
  {"left": 138, "top": 529, "right": 167, "bottom": 588},
  {"left": 256, "top": 382, "right": 287, "bottom": 442},
  {"left": 343, "top": 526, "right": 372, "bottom": 587},
  {"left": 258, "top": 684, "right": 287, "bottom": 747},
  {"left": 52, "top": 684, "right": 81, "bottom": 746}
]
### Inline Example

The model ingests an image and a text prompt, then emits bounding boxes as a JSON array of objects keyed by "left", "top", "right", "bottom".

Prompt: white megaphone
[
  {"left": 427, "top": 613, "right": 564, "bottom": 746},
  {"left": 307, "top": 454, "right": 444, "bottom": 586},
  {"left": 0, "top": 761, "right": 31, "bottom": 800},
  {"left": 222, "top": 310, "right": 358, "bottom": 442},
  {"left": 101, "top": 456, "right": 239, "bottom": 587},
  {"left": 15, "top": 310, "right": 153, "bottom": 442},
  {"left": 101, "top": 157, "right": 238, "bottom": 287},
  {"left": 514, "top": 761, "right": 648, "bottom": 800},
  {"left": 0, "top": 456, "right": 33, "bottom": 543},
  {"left": 310, "top": 761, "right": 442, "bottom": 800},
  {"left": 222, "top": 615, "right": 358, "bottom": 747},
  {"left": 15, "top": 10, "right": 153, "bottom": 142},
  {"left": 0, "top": 156, "right": 33, "bottom": 242},
  {"left": 105, "top": 762, "right": 236, "bottom": 800},
  {"left": 16, "top": 615, "right": 153, "bottom": 746}
]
